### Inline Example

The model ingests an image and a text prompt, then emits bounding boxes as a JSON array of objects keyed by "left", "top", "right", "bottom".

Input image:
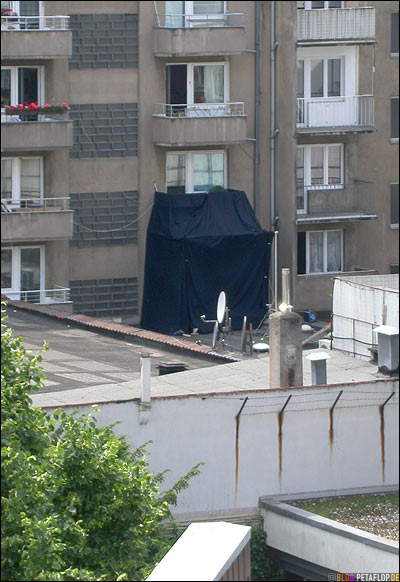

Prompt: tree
[{"left": 1, "top": 305, "right": 201, "bottom": 581}]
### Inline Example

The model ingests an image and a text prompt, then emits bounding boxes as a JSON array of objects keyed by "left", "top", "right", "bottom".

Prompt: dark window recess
[
  {"left": 390, "top": 265, "right": 399, "bottom": 274},
  {"left": 297, "top": 232, "right": 306, "bottom": 275},
  {"left": 391, "top": 13, "right": 399, "bottom": 54},
  {"left": 391, "top": 183, "right": 399, "bottom": 225},
  {"left": 391, "top": 98, "right": 399, "bottom": 139}
]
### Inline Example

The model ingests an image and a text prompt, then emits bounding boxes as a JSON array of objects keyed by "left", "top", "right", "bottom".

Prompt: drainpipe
[
  {"left": 270, "top": 1, "right": 278, "bottom": 309},
  {"left": 253, "top": 1, "right": 260, "bottom": 217}
]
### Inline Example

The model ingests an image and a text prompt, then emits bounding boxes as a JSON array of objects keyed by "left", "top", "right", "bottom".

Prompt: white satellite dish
[
  {"left": 253, "top": 342, "right": 269, "bottom": 353},
  {"left": 216, "top": 291, "right": 226, "bottom": 326}
]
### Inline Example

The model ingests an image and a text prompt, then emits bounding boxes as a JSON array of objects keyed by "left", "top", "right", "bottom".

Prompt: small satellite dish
[
  {"left": 302, "top": 324, "right": 313, "bottom": 332},
  {"left": 216, "top": 291, "right": 226, "bottom": 326}
]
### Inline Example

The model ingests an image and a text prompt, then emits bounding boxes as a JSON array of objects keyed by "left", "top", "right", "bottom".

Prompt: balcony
[
  {"left": 153, "top": 102, "right": 247, "bottom": 147},
  {"left": 296, "top": 183, "right": 377, "bottom": 224},
  {"left": 153, "top": 13, "right": 246, "bottom": 57},
  {"left": 1, "top": 15, "right": 71, "bottom": 59},
  {"left": 1, "top": 114, "right": 73, "bottom": 152},
  {"left": 1, "top": 198, "right": 73, "bottom": 242},
  {"left": 296, "top": 95, "right": 374, "bottom": 134},
  {"left": 2, "top": 286, "right": 71, "bottom": 305},
  {"left": 297, "top": 7, "right": 375, "bottom": 44}
]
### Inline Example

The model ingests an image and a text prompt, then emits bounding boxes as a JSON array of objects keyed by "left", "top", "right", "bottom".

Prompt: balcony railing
[
  {"left": 1, "top": 197, "right": 70, "bottom": 213},
  {"left": 153, "top": 12, "right": 244, "bottom": 28},
  {"left": 297, "top": 7, "right": 375, "bottom": 42},
  {"left": 296, "top": 95, "right": 374, "bottom": 131},
  {"left": 1, "top": 15, "right": 69, "bottom": 31},
  {"left": 3, "top": 286, "right": 71, "bottom": 304},
  {"left": 154, "top": 102, "right": 245, "bottom": 118}
]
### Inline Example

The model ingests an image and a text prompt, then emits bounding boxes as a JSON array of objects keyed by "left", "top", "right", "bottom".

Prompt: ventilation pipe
[{"left": 139, "top": 352, "right": 151, "bottom": 424}]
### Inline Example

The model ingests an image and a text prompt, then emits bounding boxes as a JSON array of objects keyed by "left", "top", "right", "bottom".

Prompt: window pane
[
  {"left": 327, "top": 231, "right": 342, "bottom": 272},
  {"left": 391, "top": 98, "right": 399, "bottom": 139},
  {"left": 311, "top": 1, "right": 325, "bottom": 8},
  {"left": 328, "top": 146, "right": 341, "bottom": 184},
  {"left": 391, "top": 183, "right": 399, "bottom": 225},
  {"left": 165, "top": 1, "right": 184, "bottom": 27},
  {"left": 328, "top": 59, "right": 341, "bottom": 97},
  {"left": 19, "top": 1, "right": 40, "bottom": 16},
  {"left": 391, "top": 13, "right": 399, "bottom": 54},
  {"left": 308, "top": 232, "right": 324, "bottom": 273},
  {"left": 1, "top": 69, "right": 11, "bottom": 108},
  {"left": 193, "top": 2, "right": 224, "bottom": 15},
  {"left": 20, "top": 159, "right": 41, "bottom": 199},
  {"left": 311, "top": 147, "right": 324, "bottom": 185},
  {"left": 329, "top": 2, "right": 342, "bottom": 8},
  {"left": 193, "top": 153, "right": 224, "bottom": 192},
  {"left": 20, "top": 248, "right": 40, "bottom": 291},
  {"left": 18, "top": 68, "right": 38, "bottom": 105},
  {"left": 1, "top": 249, "right": 12, "bottom": 289},
  {"left": 194, "top": 65, "right": 224, "bottom": 103},
  {"left": 296, "top": 148, "right": 305, "bottom": 211},
  {"left": 166, "top": 154, "right": 186, "bottom": 194},
  {"left": 1, "top": 159, "right": 12, "bottom": 199},
  {"left": 311, "top": 60, "right": 324, "bottom": 98}
]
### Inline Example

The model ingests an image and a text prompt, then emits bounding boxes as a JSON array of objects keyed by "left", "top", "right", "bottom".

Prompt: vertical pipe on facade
[
  {"left": 253, "top": 1, "right": 260, "bottom": 217},
  {"left": 270, "top": 1, "right": 277, "bottom": 308}
]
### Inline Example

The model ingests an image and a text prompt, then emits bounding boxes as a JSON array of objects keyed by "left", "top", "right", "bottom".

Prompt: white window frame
[
  {"left": 306, "top": 230, "right": 343, "bottom": 274},
  {"left": 1, "top": 65, "right": 45, "bottom": 111},
  {"left": 296, "top": 144, "right": 344, "bottom": 214},
  {"left": 302, "top": 1, "right": 344, "bottom": 9},
  {"left": 166, "top": 150, "right": 227, "bottom": 194},
  {"left": 1, "top": 245, "right": 45, "bottom": 297},
  {"left": 185, "top": 1, "right": 226, "bottom": 26},
  {"left": 167, "top": 61, "right": 230, "bottom": 106},
  {"left": 1, "top": 156, "right": 44, "bottom": 208},
  {"left": 1, "top": 1, "right": 43, "bottom": 15}
]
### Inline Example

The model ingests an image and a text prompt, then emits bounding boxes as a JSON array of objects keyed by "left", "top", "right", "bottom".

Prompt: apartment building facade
[{"left": 1, "top": 1, "right": 398, "bottom": 322}]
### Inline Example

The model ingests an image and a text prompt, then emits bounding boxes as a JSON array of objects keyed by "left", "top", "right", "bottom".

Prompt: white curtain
[
  {"left": 327, "top": 231, "right": 342, "bottom": 272},
  {"left": 203, "top": 65, "right": 224, "bottom": 103},
  {"left": 308, "top": 231, "right": 324, "bottom": 273}
]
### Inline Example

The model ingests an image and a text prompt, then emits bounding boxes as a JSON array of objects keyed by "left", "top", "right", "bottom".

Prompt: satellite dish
[
  {"left": 253, "top": 342, "right": 269, "bottom": 353},
  {"left": 216, "top": 291, "right": 226, "bottom": 325}
]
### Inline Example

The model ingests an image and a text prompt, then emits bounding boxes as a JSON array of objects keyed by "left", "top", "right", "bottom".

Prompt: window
[
  {"left": 390, "top": 265, "right": 399, "bottom": 274},
  {"left": 391, "top": 183, "right": 399, "bottom": 228},
  {"left": 166, "top": 151, "right": 226, "bottom": 194},
  {"left": 1, "top": 246, "right": 44, "bottom": 300},
  {"left": 166, "top": 63, "right": 228, "bottom": 115},
  {"left": 164, "top": 1, "right": 225, "bottom": 27},
  {"left": 1, "top": 66, "right": 44, "bottom": 110},
  {"left": 297, "top": 56, "right": 342, "bottom": 99},
  {"left": 297, "top": 230, "right": 343, "bottom": 274},
  {"left": 296, "top": 144, "right": 343, "bottom": 213},
  {"left": 297, "top": 2, "right": 343, "bottom": 10},
  {"left": 1, "top": 157, "right": 43, "bottom": 207},
  {"left": 391, "top": 98, "right": 399, "bottom": 141},
  {"left": 391, "top": 13, "right": 399, "bottom": 56}
]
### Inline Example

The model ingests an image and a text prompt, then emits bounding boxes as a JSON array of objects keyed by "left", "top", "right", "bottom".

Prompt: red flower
[{"left": 61, "top": 102, "right": 68, "bottom": 108}]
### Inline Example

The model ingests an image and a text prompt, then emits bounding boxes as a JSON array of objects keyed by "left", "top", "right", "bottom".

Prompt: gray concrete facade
[{"left": 1, "top": 1, "right": 398, "bottom": 323}]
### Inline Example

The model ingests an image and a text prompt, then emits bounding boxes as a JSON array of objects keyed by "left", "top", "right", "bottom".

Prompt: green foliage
[
  {"left": 250, "top": 521, "right": 283, "bottom": 581},
  {"left": 1, "top": 304, "right": 201, "bottom": 581},
  {"left": 208, "top": 185, "right": 228, "bottom": 193}
]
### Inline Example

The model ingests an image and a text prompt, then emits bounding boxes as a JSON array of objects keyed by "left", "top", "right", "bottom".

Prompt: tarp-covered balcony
[{"left": 153, "top": 103, "right": 247, "bottom": 147}]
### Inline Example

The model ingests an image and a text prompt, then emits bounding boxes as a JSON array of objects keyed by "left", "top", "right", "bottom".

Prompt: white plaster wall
[{"left": 55, "top": 379, "right": 399, "bottom": 518}]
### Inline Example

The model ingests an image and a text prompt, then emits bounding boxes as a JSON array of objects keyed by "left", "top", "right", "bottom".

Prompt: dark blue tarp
[{"left": 140, "top": 189, "right": 274, "bottom": 334}]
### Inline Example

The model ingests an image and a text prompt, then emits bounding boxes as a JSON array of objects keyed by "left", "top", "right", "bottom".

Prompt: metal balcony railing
[
  {"left": 296, "top": 95, "right": 374, "bottom": 130},
  {"left": 1, "top": 197, "right": 70, "bottom": 213},
  {"left": 153, "top": 12, "right": 244, "bottom": 28},
  {"left": 1, "top": 15, "right": 70, "bottom": 31},
  {"left": 154, "top": 102, "right": 245, "bottom": 118},
  {"left": 3, "top": 286, "right": 71, "bottom": 304},
  {"left": 297, "top": 7, "right": 375, "bottom": 42}
]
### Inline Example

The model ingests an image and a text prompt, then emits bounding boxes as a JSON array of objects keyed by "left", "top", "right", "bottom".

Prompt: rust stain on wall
[
  {"left": 379, "top": 403, "right": 385, "bottom": 483},
  {"left": 277, "top": 395, "right": 292, "bottom": 483},
  {"left": 329, "top": 390, "right": 343, "bottom": 449},
  {"left": 234, "top": 397, "right": 248, "bottom": 505}
]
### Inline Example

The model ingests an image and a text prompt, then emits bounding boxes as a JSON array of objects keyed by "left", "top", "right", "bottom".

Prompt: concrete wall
[
  {"left": 40, "top": 378, "right": 399, "bottom": 520},
  {"left": 261, "top": 501, "right": 399, "bottom": 575}
]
